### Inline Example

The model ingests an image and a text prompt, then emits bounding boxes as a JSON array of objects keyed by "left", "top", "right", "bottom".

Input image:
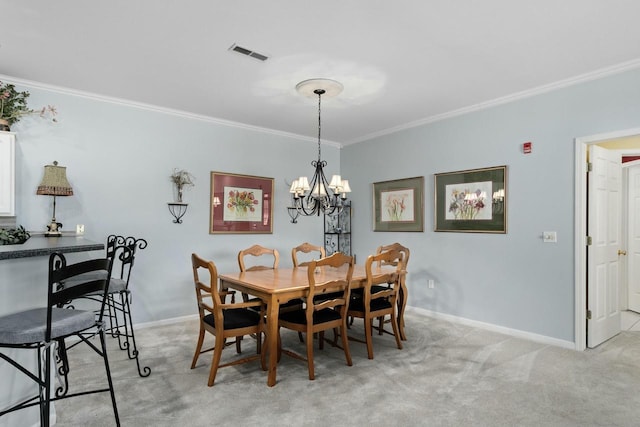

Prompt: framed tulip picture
[
  {"left": 434, "top": 165, "right": 507, "bottom": 233},
  {"left": 373, "top": 176, "right": 424, "bottom": 232},
  {"left": 210, "top": 171, "right": 274, "bottom": 234}
]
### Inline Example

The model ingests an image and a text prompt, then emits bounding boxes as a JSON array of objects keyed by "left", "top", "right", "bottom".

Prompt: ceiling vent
[{"left": 228, "top": 43, "right": 269, "bottom": 61}]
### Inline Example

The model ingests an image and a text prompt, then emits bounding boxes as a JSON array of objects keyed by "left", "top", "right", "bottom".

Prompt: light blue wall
[
  {"left": 343, "top": 67, "right": 640, "bottom": 342},
  {"left": 6, "top": 67, "right": 640, "bottom": 341},
  {"left": 7, "top": 85, "right": 338, "bottom": 323}
]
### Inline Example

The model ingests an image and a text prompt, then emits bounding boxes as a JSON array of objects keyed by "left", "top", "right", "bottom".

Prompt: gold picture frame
[{"left": 210, "top": 171, "right": 274, "bottom": 234}]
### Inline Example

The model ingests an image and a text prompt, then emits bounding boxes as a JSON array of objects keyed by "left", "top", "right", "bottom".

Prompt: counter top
[{"left": 0, "top": 236, "right": 104, "bottom": 260}]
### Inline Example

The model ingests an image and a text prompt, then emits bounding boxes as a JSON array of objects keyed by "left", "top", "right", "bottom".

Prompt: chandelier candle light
[
  {"left": 37, "top": 161, "right": 73, "bottom": 236},
  {"left": 288, "top": 79, "right": 351, "bottom": 223}
]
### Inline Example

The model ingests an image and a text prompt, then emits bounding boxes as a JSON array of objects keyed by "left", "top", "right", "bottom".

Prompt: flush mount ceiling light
[{"left": 287, "top": 79, "right": 351, "bottom": 223}]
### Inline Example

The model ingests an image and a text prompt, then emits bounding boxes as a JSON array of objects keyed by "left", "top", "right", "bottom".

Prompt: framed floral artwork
[
  {"left": 434, "top": 165, "right": 507, "bottom": 233},
  {"left": 210, "top": 171, "right": 274, "bottom": 234},
  {"left": 373, "top": 176, "right": 424, "bottom": 232}
]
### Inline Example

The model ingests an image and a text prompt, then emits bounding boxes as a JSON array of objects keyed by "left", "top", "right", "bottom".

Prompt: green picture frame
[
  {"left": 373, "top": 176, "right": 424, "bottom": 232},
  {"left": 434, "top": 165, "right": 507, "bottom": 233}
]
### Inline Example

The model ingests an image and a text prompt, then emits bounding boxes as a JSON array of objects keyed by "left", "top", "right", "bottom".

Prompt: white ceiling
[{"left": 3, "top": 1, "right": 640, "bottom": 146}]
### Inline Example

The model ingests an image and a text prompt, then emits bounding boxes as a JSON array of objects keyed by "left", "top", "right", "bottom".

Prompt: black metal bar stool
[
  {"left": 66, "top": 234, "right": 151, "bottom": 377},
  {"left": 0, "top": 252, "right": 120, "bottom": 426}
]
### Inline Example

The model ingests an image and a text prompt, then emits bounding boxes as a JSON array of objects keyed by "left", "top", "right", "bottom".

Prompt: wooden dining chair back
[
  {"left": 291, "top": 242, "right": 326, "bottom": 267},
  {"left": 275, "top": 252, "right": 354, "bottom": 380},
  {"left": 190, "top": 253, "right": 264, "bottom": 386},
  {"left": 347, "top": 249, "right": 404, "bottom": 359},
  {"left": 238, "top": 244, "right": 279, "bottom": 272},
  {"left": 376, "top": 242, "right": 410, "bottom": 268},
  {"left": 375, "top": 242, "right": 410, "bottom": 340},
  {"left": 237, "top": 243, "right": 279, "bottom": 308}
]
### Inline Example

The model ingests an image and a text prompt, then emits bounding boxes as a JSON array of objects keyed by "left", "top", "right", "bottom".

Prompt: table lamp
[{"left": 37, "top": 160, "right": 73, "bottom": 236}]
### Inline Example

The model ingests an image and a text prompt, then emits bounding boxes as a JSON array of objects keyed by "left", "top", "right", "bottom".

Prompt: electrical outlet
[
  {"left": 76, "top": 224, "right": 85, "bottom": 235},
  {"left": 543, "top": 231, "right": 557, "bottom": 243},
  {"left": 428, "top": 279, "right": 435, "bottom": 289}
]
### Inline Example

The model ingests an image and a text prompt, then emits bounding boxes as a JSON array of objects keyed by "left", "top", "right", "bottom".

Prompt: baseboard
[
  {"left": 134, "top": 313, "right": 199, "bottom": 330},
  {"left": 131, "top": 308, "right": 575, "bottom": 350},
  {"left": 407, "top": 306, "right": 575, "bottom": 350}
]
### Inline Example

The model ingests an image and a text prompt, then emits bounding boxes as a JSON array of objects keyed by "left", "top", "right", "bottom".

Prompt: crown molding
[
  {"left": 0, "top": 74, "right": 344, "bottom": 149},
  {"left": 347, "top": 58, "right": 640, "bottom": 146}
]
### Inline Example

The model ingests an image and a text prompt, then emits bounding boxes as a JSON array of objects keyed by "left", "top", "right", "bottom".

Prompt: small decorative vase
[{"left": 0, "top": 119, "right": 10, "bottom": 132}]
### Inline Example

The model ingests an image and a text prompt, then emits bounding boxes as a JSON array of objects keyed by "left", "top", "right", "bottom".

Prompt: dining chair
[
  {"left": 239, "top": 244, "right": 303, "bottom": 344},
  {"left": 273, "top": 252, "right": 354, "bottom": 380},
  {"left": 63, "top": 234, "right": 151, "bottom": 377},
  {"left": 347, "top": 248, "right": 404, "bottom": 359},
  {"left": 291, "top": 242, "right": 325, "bottom": 267},
  {"left": 0, "top": 252, "right": 120, "bottom": 426},
  {"left": 238, "top": 244, "right": 279, "bottom": 272},
  {"left": 375, "top": 242, "right": 410, "bottom": 340},
  {"left": 237, "top": 244, "right": 279, "bottom": 303},
  {"left": 190, "top": 253, "right": 264, "bottom": 387},
  {"left": 292, "top": 243, "right": 326, "bottom": 346}
]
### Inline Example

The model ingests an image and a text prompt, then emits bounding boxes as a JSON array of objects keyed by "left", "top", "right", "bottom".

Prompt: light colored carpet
[{"left": 53, "top": 310, "right": 640, "bottom": 426}]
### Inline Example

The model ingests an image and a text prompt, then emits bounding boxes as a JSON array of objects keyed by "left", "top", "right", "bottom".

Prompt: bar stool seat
[{"left": 0, "top": 308, "right": 95, "bottom": 344}]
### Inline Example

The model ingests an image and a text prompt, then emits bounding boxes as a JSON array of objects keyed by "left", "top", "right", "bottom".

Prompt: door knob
[{"left": 618, "top": 250, "right": 627, "bottom": 256}]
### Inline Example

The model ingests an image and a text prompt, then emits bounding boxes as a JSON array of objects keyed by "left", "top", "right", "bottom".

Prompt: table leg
[
  {"left": 266, "top": 296, "right": 280, "bottom": 386},
  {"left": 397, "top": 281, "right": 407, "bottom": 341}
]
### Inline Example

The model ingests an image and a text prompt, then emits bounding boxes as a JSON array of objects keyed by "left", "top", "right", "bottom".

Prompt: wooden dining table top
[{"left": 218, "top": 264, "right": 389, "bottom": 294}]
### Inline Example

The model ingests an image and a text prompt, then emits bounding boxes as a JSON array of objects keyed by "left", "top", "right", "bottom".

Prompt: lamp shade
[{"left": 36, "top": 161, "right": 73, "bottom": 196}]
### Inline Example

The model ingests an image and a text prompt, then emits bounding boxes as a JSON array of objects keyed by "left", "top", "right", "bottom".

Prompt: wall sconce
[
  {"left": 37, "top": 160, "right": 73, "bottom": 236},
  {"left": 167, "top": 202, "right": 188, "bottom": 224},
  {"left": 168, "top": 168, "right": 194, "bottom": 224},
  {"left": 287, "top": 206, "right": 299, "bottom": 223}
]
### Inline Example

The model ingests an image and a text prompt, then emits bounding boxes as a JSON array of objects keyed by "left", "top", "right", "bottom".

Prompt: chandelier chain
[{"left": 316, "top": 89, "right": 324, "bottom": 163}]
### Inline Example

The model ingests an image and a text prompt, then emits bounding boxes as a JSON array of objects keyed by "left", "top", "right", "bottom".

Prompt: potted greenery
[
  {"left": 0, "top": 81, "right": 57, "bottom": 131},
  {"left": 0, "top": 225, "right": 31, "bottom": 245}
]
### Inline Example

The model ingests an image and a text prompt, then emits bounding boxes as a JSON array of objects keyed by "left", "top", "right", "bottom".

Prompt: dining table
[{"left": 218, "top": 263, "right": 407, "bottom": 386}]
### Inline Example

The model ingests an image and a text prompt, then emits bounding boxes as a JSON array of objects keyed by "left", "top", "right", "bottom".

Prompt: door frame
[
  {"left": 574, "top": 127, "right": 640, "bottom": 351},
  {"left": 621, "top": 159, "right": 640, "bottom": 311}
]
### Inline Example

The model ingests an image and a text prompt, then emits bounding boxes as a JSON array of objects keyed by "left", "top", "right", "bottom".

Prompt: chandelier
[{"left": 287, "top": 79, "right": 351, "bottom": 223}]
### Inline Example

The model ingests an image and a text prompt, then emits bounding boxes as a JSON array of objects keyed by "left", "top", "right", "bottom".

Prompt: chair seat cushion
[
  {"left": 0, "top": 307, "right": 96, "bottom": 345},
  {"left": 279, "top": 308, "right": 341, "bottom": 325},
  {"left": 350, "top": 285, "right": 389, "bottom": 297},
  {"left": 312, "top": 291, "right": 343, "bottom": 303},
  {"left": 348, "top": 296, "right": 392, "bottom": 313},
  {"left": 63, "top": 274, "right": 126, "bottom": 294},
  {"left": 107, "top": 278, "right": 126, "bottom": 293},
  {"left": 203, "top": 308, "right": 261, "bottom": 330}
]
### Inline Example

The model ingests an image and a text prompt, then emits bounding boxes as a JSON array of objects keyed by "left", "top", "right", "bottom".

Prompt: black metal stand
[{"left": 167, "top": 202, "right": 188, "bottom": 224}]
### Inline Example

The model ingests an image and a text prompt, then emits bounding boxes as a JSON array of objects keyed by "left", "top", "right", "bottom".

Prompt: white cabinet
[{"left": 0, "top": 131, "right": 16, "bottom": 217}]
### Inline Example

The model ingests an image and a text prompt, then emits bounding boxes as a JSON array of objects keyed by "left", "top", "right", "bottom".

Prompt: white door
[
  {"left": 587, "top": 145, "right": 622, "bottom": 347},
  {"left": 628, "top": 164, "right": 640, "bottom": 312}
]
